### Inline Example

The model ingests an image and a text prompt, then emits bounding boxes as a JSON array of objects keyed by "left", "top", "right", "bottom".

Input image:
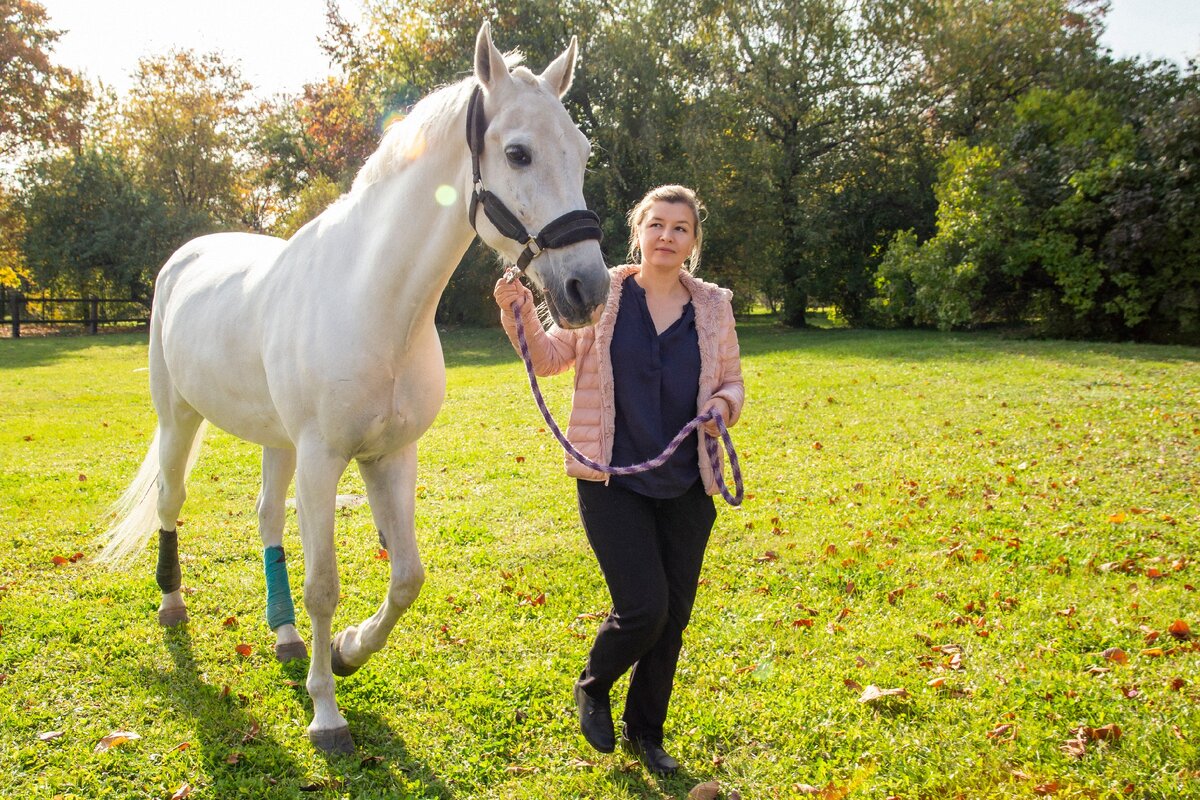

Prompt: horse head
[{"left": 469, "top": 23, "right": 609, "bottom": 329}]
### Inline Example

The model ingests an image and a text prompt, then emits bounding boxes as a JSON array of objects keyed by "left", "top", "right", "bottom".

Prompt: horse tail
[{"left": 96, "top": 422, "right": 208, "bottom": 565}]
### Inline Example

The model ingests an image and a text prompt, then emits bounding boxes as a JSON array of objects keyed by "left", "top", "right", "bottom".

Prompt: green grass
[{"left": 1, "top": 319, "right": 1198, "bottom": 799}]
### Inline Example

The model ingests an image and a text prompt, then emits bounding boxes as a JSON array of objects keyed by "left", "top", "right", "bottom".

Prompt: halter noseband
[{"left": 466, "top": 85, "right": 602, "bottom": 270}]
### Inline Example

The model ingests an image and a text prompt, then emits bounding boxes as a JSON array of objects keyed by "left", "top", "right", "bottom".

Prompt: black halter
[{"left": 465, "top": 85, "right": 602, "bottom": 270}]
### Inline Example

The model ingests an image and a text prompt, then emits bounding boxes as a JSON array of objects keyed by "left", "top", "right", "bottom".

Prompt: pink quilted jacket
[{"left": 500, "top": 264, "right": 745, "bottom": 494}]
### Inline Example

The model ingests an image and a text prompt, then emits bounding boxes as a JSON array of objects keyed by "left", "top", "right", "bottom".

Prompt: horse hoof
[
  {"left": 275, "top": 641, "right": 308, "bottom": 663},
  {"left": 330, "top": 640, "right": 360, "bottom": 677},
  {"left": 309, "top": 725, "right": 355, "bottom": 754},
  {"left": 158, "top": 606, "right": 189, "bottom": 627}
]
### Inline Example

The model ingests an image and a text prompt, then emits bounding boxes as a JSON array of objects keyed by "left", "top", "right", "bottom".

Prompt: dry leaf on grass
[
  {"left": 94, "top": 730, "right": 140, "bottom": 753},
  {"left": 859, "top": 685, "right": 908, "bottom": 703},
  {"left": 1101, "top": 647, "right": 1128, "bottom": 664},
  {"left": 169, "top": 784, "right": 192, "bottom": 800}
]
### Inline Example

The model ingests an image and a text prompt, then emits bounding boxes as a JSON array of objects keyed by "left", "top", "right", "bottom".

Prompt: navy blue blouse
[{"left": 609, "top": 276, "right": 702, "bottom": 498}]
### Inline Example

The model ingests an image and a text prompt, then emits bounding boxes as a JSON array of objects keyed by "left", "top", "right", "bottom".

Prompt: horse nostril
[{"left": 565, "top": 277, "right": 585, "bottom": 311}]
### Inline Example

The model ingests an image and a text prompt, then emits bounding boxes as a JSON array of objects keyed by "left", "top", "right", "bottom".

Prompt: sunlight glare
[{"left": 435, "top": 185, "right": 458, "bottom": 207}]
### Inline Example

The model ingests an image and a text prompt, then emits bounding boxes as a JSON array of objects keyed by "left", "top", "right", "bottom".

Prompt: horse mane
[{"left": 352, "top": 52, "right": 528, "bottom": 192}]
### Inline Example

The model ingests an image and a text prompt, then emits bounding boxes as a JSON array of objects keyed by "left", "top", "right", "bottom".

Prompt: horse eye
[{"left": 505, "top": 145, "right": 532, "bottom": 167}]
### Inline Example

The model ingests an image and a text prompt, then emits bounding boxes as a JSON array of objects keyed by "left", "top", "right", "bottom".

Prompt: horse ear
[
  {"left": 474, "top": 21, "right": 510, "bottom": 92},
  {"left": 540, "top": 35, "right": 578, "bottom": 99}
]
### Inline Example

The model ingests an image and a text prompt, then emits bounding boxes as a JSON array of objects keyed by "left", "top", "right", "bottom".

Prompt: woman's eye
[{"left": 505, "top": 145, "right": 531, "bottom": 167}]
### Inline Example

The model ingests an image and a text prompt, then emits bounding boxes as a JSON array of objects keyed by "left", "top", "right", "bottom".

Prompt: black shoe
[
  {"left": 621, "top": 730, "right": 679, "bottom": 776},
  {"left": 574, "top": 681, "right": 615, "bottom": 753}
]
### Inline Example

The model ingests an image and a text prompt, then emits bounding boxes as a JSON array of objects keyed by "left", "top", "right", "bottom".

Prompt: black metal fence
[{"left": 2, "top": 290, "right": 150, "bottom": 338}]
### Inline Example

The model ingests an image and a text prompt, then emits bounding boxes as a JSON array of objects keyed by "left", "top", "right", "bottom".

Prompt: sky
[{"left": 38, "top": 0, "right": 1200, "bottom": 99}]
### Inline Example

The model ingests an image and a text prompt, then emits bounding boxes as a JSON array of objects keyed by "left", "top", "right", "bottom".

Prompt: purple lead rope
[{"left": 511, "top": 300, "right": 744, "bottom": 506}]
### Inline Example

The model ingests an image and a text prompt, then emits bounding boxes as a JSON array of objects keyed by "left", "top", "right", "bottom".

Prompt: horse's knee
[
  {"left": 256, "top": 494, "right": 286, "bottom": 540},
  {"left": 387, "top": 560, "right": 425, "bottom": 609},
  {"left": 303, "top": 569, "right": 340, "bottom": 619}
]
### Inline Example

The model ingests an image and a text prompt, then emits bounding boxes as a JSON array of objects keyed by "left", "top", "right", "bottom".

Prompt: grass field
[{"left": 1, "top": 318, "right": 1197, "bottom": 799}]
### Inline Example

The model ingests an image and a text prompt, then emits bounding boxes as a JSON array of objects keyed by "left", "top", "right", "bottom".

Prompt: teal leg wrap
[{"left": 264, "top": 545, "right": 296, "bottom": 630}]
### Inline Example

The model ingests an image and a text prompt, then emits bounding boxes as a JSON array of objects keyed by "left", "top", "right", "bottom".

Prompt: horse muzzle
[{"left": 533, "top": 242, "right": 609, "bottom": 329}]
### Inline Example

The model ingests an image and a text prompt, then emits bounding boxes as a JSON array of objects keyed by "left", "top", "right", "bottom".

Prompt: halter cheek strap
[{"left": 465, "top": 86, "right": 602, "bottom": 270}]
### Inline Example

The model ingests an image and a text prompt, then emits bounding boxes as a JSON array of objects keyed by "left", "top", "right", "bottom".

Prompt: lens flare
[{"left": 435, "top": 185, "right": 458, "bottom": 207}]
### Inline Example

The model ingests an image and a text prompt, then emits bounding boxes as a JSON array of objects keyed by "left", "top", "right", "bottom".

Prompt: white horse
[{"left": 99, "top": 23, "right": 609, "bottom": 753}]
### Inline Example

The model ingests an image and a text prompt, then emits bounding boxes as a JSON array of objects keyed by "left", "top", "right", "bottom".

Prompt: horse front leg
[
  {"left": 294, "top": 441, "right": 354, "bottom": 753},
  {"left": 256, "top": 446, "right": 306, "bottom": 662},
  {"left": 331, "top": 443, "right": 425, "bottom": 675}
]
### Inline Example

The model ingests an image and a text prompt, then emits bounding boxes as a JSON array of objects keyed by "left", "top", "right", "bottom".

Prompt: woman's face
[{"left": 637, "top": 201, "right": 696, "bottom": 271}]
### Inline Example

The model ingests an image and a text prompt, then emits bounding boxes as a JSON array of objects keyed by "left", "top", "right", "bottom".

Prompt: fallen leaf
[
  {"left": 51, "top": 555, "right": 69, "bottom": 565},
  {"left": 1060, "top": 736, "right": 1087, "bottom": 759},
  {"left": 1168, "top": 619, "right": 1192, "bottom": 640},
  {"left": 1101, "top": 647, "right": 1128, "bottom": 664},
  {"left": 1033, "top": 782, "right": 1059, "bottom": 795},
  {"left": 1108, "top": 512, "right": 1127, "bottom": 524},
  {"left": 235, "top": 643, "right": 253, "bottom": 657},
  {"left": 1088, "top": 723, "right": 1123, "bottom": 741},
  {"left": 225, "top": 751, "right": 241, "bottom": 764},
  {"left": 1141, "top": 647, "right": 1165, "bottom": 658},
  {"left": 38, "top": 731, "right": 64, "bottom": 741},
  {"left": 986, "top": 723, "right": 1014, "bottom": 740},
  {"left": 843, "top": 678, "right": 864, "bottom": 692},
  {"left": 927, "top": 677, "right": 946, "bottom": 688},
  {"left": 859, "top": 684, "right": 908, "bottom": 703},
  {"left": 514, "top": 455, "right": 525, "bottom": 463},
  {"left": 375, "top": 548, "right": 389, "bottom": 561},
  {"left": 792, "top": 618, "right": 814, "bottom": 628},
  {"left": 240, "top": 718, "right": 261, "bottom": 744},
  {"left": 360, "top": 754, "right": 385, "bottom": 767},
  {"left": 688, "top": 781, "right": 722, "bottom": 800},
  {"left": 170, "top": 785, "right": 192, "bottom": 800},
  {"left": 169, "top": 741, "right": 191, "bottom": 753},
  {"left": 222, "top": 616, "right": 237, "bottom": 628},
  {"left": 94, "top": 730, "right": 141, "bottom": 753},
  {"left": 793, "top": 785, "right": 823, "bottom": 795}
]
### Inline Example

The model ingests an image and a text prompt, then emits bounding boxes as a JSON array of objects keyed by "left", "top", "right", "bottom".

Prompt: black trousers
[{"left": 575, "top": 478, "right": 716, "bottom": 742}]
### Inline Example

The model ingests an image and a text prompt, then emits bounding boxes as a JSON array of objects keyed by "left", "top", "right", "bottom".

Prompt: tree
[
  {"left": 120, "top": 50, "right": 252, "bottom": 225},
  {"left": 1, "top": 0, "right": 85, "bottom": 159},
  {"left": 20, "top": 147, "right": 185, "bottom": 296},
  {"left": 0, "top": 184, "right": 29, "bottom": 288}
]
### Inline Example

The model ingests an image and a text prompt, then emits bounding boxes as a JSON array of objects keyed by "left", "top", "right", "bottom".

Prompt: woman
[{"left": 494, "top": 185, "right": 744, "bottom": 776}]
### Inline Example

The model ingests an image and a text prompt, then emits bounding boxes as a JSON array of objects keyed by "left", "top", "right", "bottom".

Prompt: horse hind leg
[
  {"left": 154, "top": 407, "right": 206, "bottom": 627},
  {"left": 258, "top": 446, "right": 307, "bottom": 662},
  {"left": 331, "top": 445, "right": 425, "bottom": 676}
]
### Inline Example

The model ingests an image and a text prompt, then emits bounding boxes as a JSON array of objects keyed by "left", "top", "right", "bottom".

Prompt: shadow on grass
[
  {"left": 606, "top": 764, "right": 708, "bottom": 800},
  {"left": 733, "top": 315, "right": 1200, "bottom": 364},
  {"left": 0, "top": 330, "right": 147, "bottom": 370},
  {"left": 147, "top": 627, "right": 453, "bottom": 798}
]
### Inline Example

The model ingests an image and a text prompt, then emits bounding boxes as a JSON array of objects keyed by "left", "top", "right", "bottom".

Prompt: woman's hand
[
  {"left": 494, "top": 276, "right": 534, "bottom": 314},
  {"left": 701, "top": 397, "right": 732, "bottom": 437}
]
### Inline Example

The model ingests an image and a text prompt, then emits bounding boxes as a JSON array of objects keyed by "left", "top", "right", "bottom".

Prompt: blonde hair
[{"left": 626, "top": 184, "right": 705, "bottom": 273}]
